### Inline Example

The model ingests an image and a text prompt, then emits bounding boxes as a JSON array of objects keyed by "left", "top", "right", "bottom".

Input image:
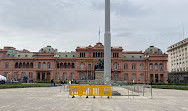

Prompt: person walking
[{"left": 51, "top": 79, "right": 54, "bottom": 87}]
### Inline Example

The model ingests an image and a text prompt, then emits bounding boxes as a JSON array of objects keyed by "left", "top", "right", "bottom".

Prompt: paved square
[{"left": 0, "top": 86, "right": 187, "bottom": 111}]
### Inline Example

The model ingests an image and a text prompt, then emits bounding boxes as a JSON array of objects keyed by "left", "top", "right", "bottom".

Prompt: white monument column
[{"left": 104, "top": 0, "right": 111, "bottom": 85}]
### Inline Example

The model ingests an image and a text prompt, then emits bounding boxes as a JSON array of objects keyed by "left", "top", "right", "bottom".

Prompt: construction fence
[{"left": 69, "top": 85, "right": 112, "bottom": 98}]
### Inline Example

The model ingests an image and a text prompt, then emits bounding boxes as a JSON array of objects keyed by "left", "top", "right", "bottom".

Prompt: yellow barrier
[{"left": 69, "top": 85, "right": 112, "bottom": 98}]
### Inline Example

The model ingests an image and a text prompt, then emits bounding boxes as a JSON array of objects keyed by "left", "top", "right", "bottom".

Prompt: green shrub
[{"left": 36, "top": 81, "right": 51, "bottom": 83}]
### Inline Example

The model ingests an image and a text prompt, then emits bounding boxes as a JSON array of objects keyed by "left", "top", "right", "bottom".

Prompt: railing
[{"left": 122, "top": 84, "right": 153, "bottom": 98}]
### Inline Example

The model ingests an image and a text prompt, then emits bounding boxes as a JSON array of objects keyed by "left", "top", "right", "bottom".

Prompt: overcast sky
[{"left": 0, "top": 0, "right": 187, "bottom": 52}]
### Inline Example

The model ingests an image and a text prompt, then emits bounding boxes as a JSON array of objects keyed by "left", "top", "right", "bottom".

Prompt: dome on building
[
  {"left": 145, "top": 46, "right": 163, "bottom": 55},
  {"left": 39, "top": 45, "right": 55, "bottom": 54}
]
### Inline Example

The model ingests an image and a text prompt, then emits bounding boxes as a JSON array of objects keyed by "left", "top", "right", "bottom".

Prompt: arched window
[
  {"left": 80, "top": 62, "right": 84, "bottom": 70},
  {"left": 57, "top": 63, "right": 60, "bottom": 68},
  {"left": 114, "top": 63, "right": 118, "bottom": 70},
  {"left": 47, "top": 62, "right": 51, "bottom": 69},
  {"left": 124, "top": 64, "right": 128, "bottom": 70},
  {"left": 15, "top": 62, "right": 18, "bottom": 68},
  {"left": 160, "top": 63, "right": 163, "bottom": 71},
  {"left": 38, "top": 62, "right": 41, "bottom": 69},
  {"left": 5, "top": 63, "right": 9, "bottom": 68},
  {"left": 155, "top": 63, "right": 158, "bottom": 70},
  {"left": 26, "top": 63, "right": 29, "bottom": 68},
  {"left": 18, "top": 63, "right": 22, "bottom": 68},
  {"left": 30, "top": 63, "right": 33, "bottom": 68},
  {"left": 43, "top": 62, "right": 46, "bottom": 69},
  {"left": 72, "top": 63, "right": 75, "bottom": 69},
  {"left": 132, "top": 64, "right": 136, "bottom": 70},
  {"left": 23, "top": 63, "right": 26, "bottom": 68},
  {"left": 140, "top": 64, "right": 144, "bottom": 70},
  {"left": 149, "top": 63, "right": 153, "bottom": 71}
]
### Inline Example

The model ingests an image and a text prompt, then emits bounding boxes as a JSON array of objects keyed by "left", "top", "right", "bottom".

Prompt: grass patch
[
  {"left": 150, "top": 83, "right": 188, "bottom": 86},
  {"left": 0, "top": 84, "right": 50, "bottom": 89},
  {"left": 152, "top": 85, "right": 188, "bottom": 90}
]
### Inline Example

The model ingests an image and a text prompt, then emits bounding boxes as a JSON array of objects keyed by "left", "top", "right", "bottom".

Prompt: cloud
[{"left": 0, "top": 0, "right": 187, "bottom": 53}]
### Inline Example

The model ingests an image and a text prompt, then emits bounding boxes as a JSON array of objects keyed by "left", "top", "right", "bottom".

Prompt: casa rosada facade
[{"left": 0, "top": 42, "right": 168, "bottom": 83}]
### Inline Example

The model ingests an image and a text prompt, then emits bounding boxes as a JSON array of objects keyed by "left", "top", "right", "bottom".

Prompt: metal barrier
[
  {"left": 123, "top": 84, "right": 153, "bottom": 99},
  {"left": 69, "top": 85, "right": 112, "bottom": 98}
]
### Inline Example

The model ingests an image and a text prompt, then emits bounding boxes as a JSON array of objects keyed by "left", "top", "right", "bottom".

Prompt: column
[{"left": 104, "top": 0, "right": 111, "bottom": 85}]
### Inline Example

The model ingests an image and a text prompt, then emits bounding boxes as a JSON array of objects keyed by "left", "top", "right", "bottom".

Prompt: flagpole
[{"left": 98, "top": 26, "right": 101, "bottom": 43}]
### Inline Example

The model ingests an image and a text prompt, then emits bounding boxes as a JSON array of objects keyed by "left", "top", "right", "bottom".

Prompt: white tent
[{"left": 0, "top": 75, "right": 7, "bottom": 81}]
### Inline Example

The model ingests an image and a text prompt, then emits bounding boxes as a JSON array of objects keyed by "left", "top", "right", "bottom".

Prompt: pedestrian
[{"left": 51, "top": 79, "right": 54, "bottom": 87}]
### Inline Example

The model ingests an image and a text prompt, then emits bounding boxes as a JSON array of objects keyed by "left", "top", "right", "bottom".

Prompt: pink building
[{"left": 0, "top": 43, "right": 168, "bottom": 83}]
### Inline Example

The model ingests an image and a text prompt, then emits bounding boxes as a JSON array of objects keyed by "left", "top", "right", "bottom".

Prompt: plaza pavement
[{"left": 0, "top": 86, "right": 187, "bottom": 111}]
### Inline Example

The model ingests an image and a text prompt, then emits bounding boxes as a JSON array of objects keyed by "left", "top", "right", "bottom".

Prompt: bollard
[
  {"left": 128, "top": 88, "right": 129, "bottom": 98},
  {"left": 143, "top": 86, "right": 145, "bottom": 96},
  {"left": 151, "top": 85, "right": 153, "bottom": 99}
]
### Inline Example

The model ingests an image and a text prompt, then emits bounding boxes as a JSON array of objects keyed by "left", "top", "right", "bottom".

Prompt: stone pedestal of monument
[{"left": 95, "top": 71, "right": 104, "bottom": 85}]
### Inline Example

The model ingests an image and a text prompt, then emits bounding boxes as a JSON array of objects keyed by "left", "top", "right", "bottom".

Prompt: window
[
  {"left": 14, "top": 73, "right": 18, "bottom": 79},
  {"left": 57, "top": 73, "right": 60, "bottom": 79},
  {"left": 132, "top": 64, "right": 136, "bottom": 70},
  {"left": 57, "top": 63, "right": 60, "bottom": 68},
  {"left": 140, "top": 74, "right": 144, "bottom": 81},
  {"left": 155, "top": 64, "right": 158, "bottom": 70},
  {"left": 63, "top": 73, "right": 67, "bottom": 80},
  {"left": 149, "top": 63, "right": 153, "bottom": 71},
  {"left": 132, "top": 74, "right": 136, "bottom": 81},
  {"left": 160, "top": 64, "right": 163, "bottom": 71},
  {"left": 124, "top": 74, "right": 128, "bottom": 80},
  {"left": 124, "top": 64, "right": 128, "bottom": 70},
  {"left": 93, "top": 52, "right": 95, "bottom": 57},
  {"left": 15, "top": 62, "right": 19, "bottom": 68},
  {"left": 114, "top": 72, "right": 118, "bottom": 81},
  {"left": 47, "top": 62, "right": 51, "bottom": 69},
  {"left": 80, "top": 72, "right": 85, "bottom": 80},
  {"left": 80, "top": 52, "right": 85, "bottom": 58},
  {"left": 114, "top": 63, "right": 118, "bottom": 70},
  {"left": 88, "top": 64, "right": 91, "bottom": 69},
  {"left": 25, "top": 55, "right": 27, "bottom": 57},
  {"left": 113, "top": 53, "right": 119, "bottom": 58},
  {"left": 5, "top": 63, "right": 9, "bottom": 68},
  {"left": 29, "top": 72, "right": 33, "bottom": 78},
  {"left": 80, "top": 62, "right": 84, "bottom": 70},
  {"left": 26, "top": 63, "right": 29, "bottom": 68},
  {"left": 43, "top": 62, "right": 46, "bottom": 69},
  {"left": 72, "top": 63, "right": 75, "bottom": 69},
  {"left": 18, "top": 55, "right": 20, "bottom": 57},
  {"left": 140, "top": 64, "right": 144, "bottom": 70},
  {"left": 70, "top": 73, "right": 74, "bottom": 80},
  {"left": 38, "top": 62, "right": 41, "bottom": 69}
]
